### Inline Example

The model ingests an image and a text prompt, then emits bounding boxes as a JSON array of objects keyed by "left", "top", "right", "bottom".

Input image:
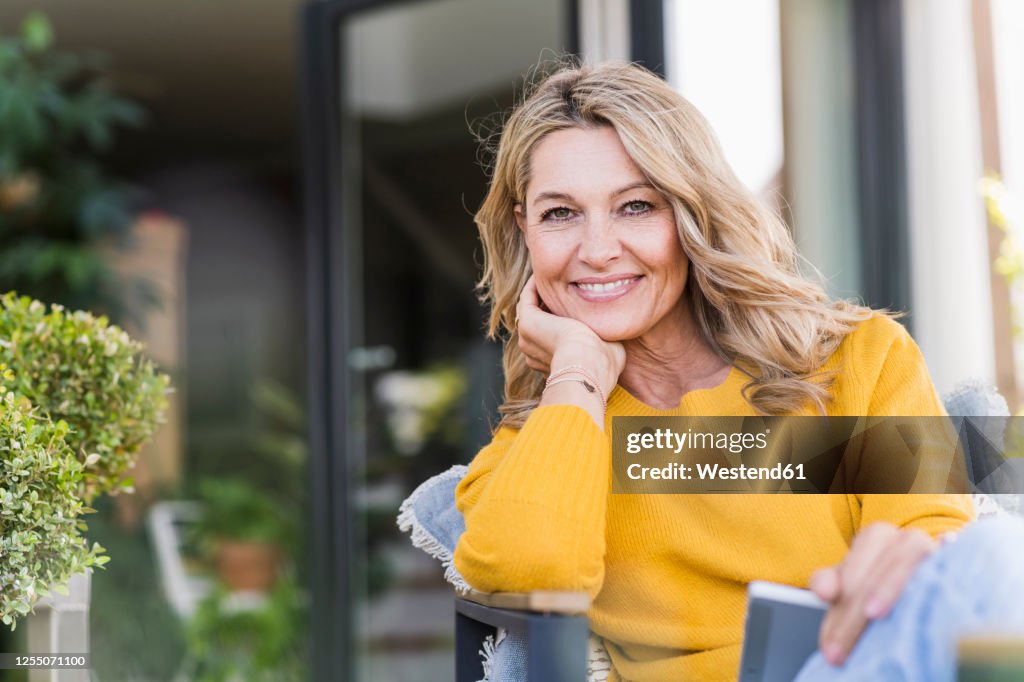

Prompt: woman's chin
[{"left": 580, "top": 320, "right": 642, "bottom": 343}]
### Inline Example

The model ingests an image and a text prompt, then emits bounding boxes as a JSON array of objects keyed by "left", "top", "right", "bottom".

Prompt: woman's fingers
[
  {"left": 517, "top": 323, "right": 552, "bottom": 374},
  {"left": 518, "top": 329, "right": 549, "bottom": 368},
  {"left": 516, "top": 275, "right": 548, "bottom": 333},
  {"left": 520, "top": 345, "right": 549, "bottom": 372},
  {"left": 519, "top": 275, "right": 542, "bottom": 314},
  {"left": 517, "top": 276, "right": 552, "bottom": 367},
  {"left": 515, "top": 274, "right": 623, "bottom": 385},
  {"left": 818, "top": 523, "right": 899, "bottom": 665},
  {"left": 524, "top": 357, "right": 546, "bottom": 372},
  {"left": 862, "top": 529, "right": 935, "bottom": 619},
  {"left": 809, "top": 567, "right": 840, "bottom": 603},
  {"left": 815, "top": 524, "right": 936, "bottom": 666},
  {"left": 517, "top": 274, "right": 581, "bottom": 371}
]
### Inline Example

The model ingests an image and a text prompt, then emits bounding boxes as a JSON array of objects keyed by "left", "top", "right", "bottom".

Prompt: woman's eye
[
  {"left": 541, "top": 206, "right": 574, "bottom": 221},
  {"left": 623, "top": 200, "right": 653, "bottom": 215}
]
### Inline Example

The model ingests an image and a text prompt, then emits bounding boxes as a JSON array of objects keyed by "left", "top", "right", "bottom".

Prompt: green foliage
[
  {"left": 20, "top": 13, "right": 53, "bottom": 53},
  {"left": 374, "top": 365, "right": 467, "bottom": 457},
  {"left": 980, "top": 174, "right": 1024, "bottom": 288},
  {"left": 251, "top": 378, "right": 305, "bottom": 436},
  {"left": 0, "top": 12, "right": 147, "bottom": 316},
  {"left": 186, "top": 379, "right": 309, "bottom": 558},
  {"left": 249, "top": 378, "right": 307, "bottom": 501},
  {"left": 82, "top": 494, "right": 185, "bottom": 680},
  {"left": 191, "top": 477, "right": 293, "bottom": 551},
  {"left": 980, "top": 174, "right": 1024, "bottom": 416},
  {"left": 0, "top": 292, "right": 171, "bottom": 502},
  {"left": 181, "top": 381, "right": 309, "bottom": 678},
  {"left": 0, "top": 371, "right": 107, "bottom": 631},
  {"left": 184, "top": 572, "right": 308, "bottom": 681}
]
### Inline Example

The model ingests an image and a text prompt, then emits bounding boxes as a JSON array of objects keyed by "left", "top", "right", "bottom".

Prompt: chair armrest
[
  {"left": 458, "top": 589, "right": 590, "bottom": 614},
  {"left": 454, "top": 590, "right": 591, "bottom": 681}
]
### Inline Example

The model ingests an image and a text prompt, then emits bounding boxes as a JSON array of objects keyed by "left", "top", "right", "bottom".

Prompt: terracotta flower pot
[{"left": 213, "top": 539, "right": 281, "bottom": 592}]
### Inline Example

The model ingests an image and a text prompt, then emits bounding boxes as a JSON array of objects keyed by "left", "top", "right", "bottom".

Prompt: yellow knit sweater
[{"left": 454, "top": 315, "right": 975, "bottom": 681}]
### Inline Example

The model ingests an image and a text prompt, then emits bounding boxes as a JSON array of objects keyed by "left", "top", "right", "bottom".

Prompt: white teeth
[{"left": 576, "top": 278, "right": 636, "bottom": 292}]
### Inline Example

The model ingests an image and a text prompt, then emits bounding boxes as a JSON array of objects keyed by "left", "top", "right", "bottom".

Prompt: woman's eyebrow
[
  {"left": 531, "top": 182, "right": 655, "bottom": 207},
  {"left": 611, "top": 181, "right": 655, "bottom": 197},
  {"left": 531, "top": 191, "right": 574, "bottom": 206}
]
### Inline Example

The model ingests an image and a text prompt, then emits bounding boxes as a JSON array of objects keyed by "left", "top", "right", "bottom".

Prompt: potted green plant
[
  {"left": 0, "top": 293, "right": 169, "bottom": 640},
  {"left": 0, "top": 366, "right": 108, "bottom": 629},
  {"left": 192, "top": 478, "right": 291, "bottom": 593},
  {"left": 183, "top": 571, "right": 308, "bottom": 681},
  {"left": 0, "top": 292, "right": 170, "bottom": 503}
]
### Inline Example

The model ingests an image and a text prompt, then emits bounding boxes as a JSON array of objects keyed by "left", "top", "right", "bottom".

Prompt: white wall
[
  {"left": 666, "top": 0, "right": 784, "bottom": 195},
  {"left": 992, "top": 0, "right": 1024, "bottom": 197},
  {"left": 902, "top": 0, "right": 996, "bottom": 393},
  {"left": 992, "top": 0, "right": 1024, "bottom": 393}
]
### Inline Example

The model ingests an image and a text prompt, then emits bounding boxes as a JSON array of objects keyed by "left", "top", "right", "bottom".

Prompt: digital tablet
[{"left": 738, "top": 581, "right": 829, "bottom": 682}]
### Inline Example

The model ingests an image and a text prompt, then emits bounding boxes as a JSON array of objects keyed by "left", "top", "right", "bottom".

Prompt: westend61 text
[{"left": 627, "top": 461, "right": 806, "bottom": 481}]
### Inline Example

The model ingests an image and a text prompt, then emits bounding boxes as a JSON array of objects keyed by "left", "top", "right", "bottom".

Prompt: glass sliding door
[
  {"left": 660, "top": 0, "right": 864, "bottom": 300},
  {"left": 301, "top": 1, "right": 576, "bottom": 678}
]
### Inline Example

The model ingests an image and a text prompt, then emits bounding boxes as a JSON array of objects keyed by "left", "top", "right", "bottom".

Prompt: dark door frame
[
  {"left": 852, "top": 0, "right": 912, "bottom": 320},
  {"left": 630, "top": 0, "right": 666, "bottom": 77},
  {"left": 300, "top": 3, "right": 366, "bottom": 680},
  {"left": 299, "top": 1, "right": 580, "bottom": 678}
]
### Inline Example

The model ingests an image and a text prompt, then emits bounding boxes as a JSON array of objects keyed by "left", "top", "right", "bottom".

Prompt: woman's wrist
[
  {"left": 549, "top": 349, "right": 620, "bottom": 397},
  {"left": 539, "top": 379, "right": 607, "bottom": 429},
  {"left": 545, "top": 367, "right": 607, "bottom": 411},
  {"left": 541, "top": 378, "right": 605, "bottom": 409}
]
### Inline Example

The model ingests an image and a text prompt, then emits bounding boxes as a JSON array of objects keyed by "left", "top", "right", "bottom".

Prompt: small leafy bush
[
  {"left": 191, "top": 478, "right": 292, "bottom": 555},
  {"left": 0, "top": 292, "right": 171, "bottom": 502},
  {"left": 0, "top": 368, "right": 107, "bottom": 630}
]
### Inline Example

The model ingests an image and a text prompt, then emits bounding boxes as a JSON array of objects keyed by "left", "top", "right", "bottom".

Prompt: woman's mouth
[{"left": 572, "top": 276, "right": 642, "bottom": 301}]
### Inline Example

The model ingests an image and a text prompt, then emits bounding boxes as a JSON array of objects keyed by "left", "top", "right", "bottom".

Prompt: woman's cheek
[
  {"left": 535, "top": 280, "right": 565, "bottom": 316},
  {"left": 528, "top": 236, "right": 575, "bottom": 317}
]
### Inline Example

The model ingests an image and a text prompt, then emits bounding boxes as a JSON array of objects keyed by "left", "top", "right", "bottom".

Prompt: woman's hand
[
  {"left": 516, "top": 275, "right": 625, "bottom": 396},
  {"left": 810, "top": 522, "right": 937, "bottom": 666}
]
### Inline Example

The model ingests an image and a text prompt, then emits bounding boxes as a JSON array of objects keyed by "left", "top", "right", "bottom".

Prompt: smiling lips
[{"left": 572, "top": 275, "right": 643, "bottom": 301}]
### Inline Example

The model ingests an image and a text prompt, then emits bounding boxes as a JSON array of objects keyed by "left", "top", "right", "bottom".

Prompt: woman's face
[{"left": 515, "top": 125, "right": 690, "bottom": 343}]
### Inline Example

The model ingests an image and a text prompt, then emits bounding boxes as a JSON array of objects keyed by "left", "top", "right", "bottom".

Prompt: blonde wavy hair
[{"left": 474, "top": 60, "right": 876, "bottom": 428}]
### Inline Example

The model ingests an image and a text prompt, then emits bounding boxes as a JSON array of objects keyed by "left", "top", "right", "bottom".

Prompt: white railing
[
  {"left": 25, "top": 570, "right": 91, "bottom": 682},
  {"left": 147, "top": 500, "right": 211, "bottom": 619}
]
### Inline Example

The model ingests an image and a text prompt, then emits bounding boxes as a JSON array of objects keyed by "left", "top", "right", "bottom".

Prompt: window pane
[{"left": 337, "top": 2, "right": 571, "bottom": 679}]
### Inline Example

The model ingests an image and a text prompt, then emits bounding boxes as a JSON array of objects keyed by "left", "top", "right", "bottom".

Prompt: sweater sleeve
[
  {"left": 853, "top": 316, "right": 975, "bottom": 537},
  {"left": 453, "top": 404, "right": 610, "bottom": 599}
]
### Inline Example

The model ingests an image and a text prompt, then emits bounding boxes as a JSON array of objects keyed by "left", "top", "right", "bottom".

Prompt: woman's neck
[{"left": 617, "top": 303, "right": 731, "bottom": 409}]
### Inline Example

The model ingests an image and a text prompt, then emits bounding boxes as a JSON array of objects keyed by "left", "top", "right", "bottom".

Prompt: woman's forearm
[{"left": 454, "top": 405, "right": 611, "bottom": 597}]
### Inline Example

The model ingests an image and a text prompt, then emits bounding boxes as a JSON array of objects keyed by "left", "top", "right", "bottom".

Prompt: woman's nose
[{"left": 577, "top": 217, "right": 622, "bottom": 267}]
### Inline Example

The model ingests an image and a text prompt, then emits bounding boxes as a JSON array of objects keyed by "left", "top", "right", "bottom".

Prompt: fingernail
[
  {"left": 865, "top": 597, "right": 885, "bottom": 618},
  {"left": 824, "top": 643, "right": 844, "bottom": 666}
]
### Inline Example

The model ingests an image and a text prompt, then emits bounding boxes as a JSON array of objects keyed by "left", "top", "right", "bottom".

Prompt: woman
[{"left": 453, "top": 61, "right": 1023, "bottom": 681}]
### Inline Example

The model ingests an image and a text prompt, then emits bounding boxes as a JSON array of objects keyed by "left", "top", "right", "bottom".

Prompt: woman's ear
[{"left": 513, "top": 203, "right": 526, "bottom": 234}]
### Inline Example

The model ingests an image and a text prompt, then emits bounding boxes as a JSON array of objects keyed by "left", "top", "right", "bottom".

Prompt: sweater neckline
[{"left": 607, "top": 365, "right": 749, "bottom": 416}]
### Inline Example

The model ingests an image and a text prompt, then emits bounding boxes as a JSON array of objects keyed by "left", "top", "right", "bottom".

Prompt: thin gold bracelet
[{"left": 544, "top": 374, "right": 607, "bottom": 411}]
